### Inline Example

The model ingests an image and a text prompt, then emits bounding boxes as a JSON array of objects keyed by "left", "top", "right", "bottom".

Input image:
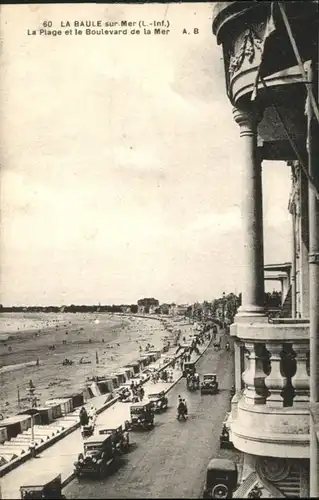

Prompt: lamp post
[{"left": 27, "top": 380, "right": 37, "bottom": 457}]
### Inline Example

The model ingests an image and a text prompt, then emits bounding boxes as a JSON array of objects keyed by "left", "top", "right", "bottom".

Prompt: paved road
[{"left": 65, "top": 339, "right": 240, "bottom": 499}]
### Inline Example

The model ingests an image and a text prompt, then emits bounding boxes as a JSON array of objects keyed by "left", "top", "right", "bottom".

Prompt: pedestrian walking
[{"left": 140, "top": 387, "right": 145, "bottom": 400}]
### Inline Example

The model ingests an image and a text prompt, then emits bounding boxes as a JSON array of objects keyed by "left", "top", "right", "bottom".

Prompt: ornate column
[
  {"left": 234, "top": 340, "right": 242, "bottom": 393},
  {"left": 233, "top": 108, "right": 266, "bottom": 319}
]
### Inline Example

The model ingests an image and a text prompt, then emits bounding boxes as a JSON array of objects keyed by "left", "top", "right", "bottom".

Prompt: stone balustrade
[{"left": 230, "top": 319, "right": 310, "bottom": 458}]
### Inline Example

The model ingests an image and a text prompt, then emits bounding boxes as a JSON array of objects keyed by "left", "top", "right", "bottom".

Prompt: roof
[
  {"left": 204, "top": 373, "right": 216, "bottom": 377},
  {"left": 207, "top": 458, "right": 237, "bottom": 471},
  {"left": 130, "top": 402, "right": 151, "bottom": 408},
  {"left": 148, "top": 392, "right": 164, "bottom": 398},
  {"left": 85, "top": 433, "right": 112, "bottom": 445},
  {"left": 0, "top": 414, "right": 31, "bottom": 425},
  {"left": 99, "top": 425, "right": 122, "bottom": 434}
]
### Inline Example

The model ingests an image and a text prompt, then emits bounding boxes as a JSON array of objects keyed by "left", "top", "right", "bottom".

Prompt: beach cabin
[
  {"left": 45, "top": 398, "right": 73, "bottom": 416},
  {"left": 0, "top": 427, "right": 8, "bottom": 444},
  {"left": 146, "top": 353, "right": 156, "bottom": 363},
  {"left": 18, "top": 409, "right": 42, "bottom": 426},
  {"left": 141, "top": 354, "right": 151, "bottom": 364},
  {"left": 66, "top": 392, "right": 84, "bottom": 409},
  {"left": 111, "top": 371, "right": 127, "bottom": 385},
  {"left": 123, "top": 367, "right": 134, "bottom": 379},
  {"left": 87, "top": 382, "right": 100, "bottom": 397},
  {"left": 96, "top": 379, "right": 113, "bottom": 394},
  {"left": 0, "top": 415, "right": 32, "bottom": 439},
  {"left": 36, "top": 407, "right": 55, "bottom": 425},
  {"left": 147, "top": 350, "right": 161, "bottom": 361},
  {"left": 138, "top": 357, "right": 148, "bottom": 368},
  {"left": 126, "top": 362, "right": 140, "bottom": 375},
  {"left": 43, "top": 401, "right": 62, "bottom": 420}
]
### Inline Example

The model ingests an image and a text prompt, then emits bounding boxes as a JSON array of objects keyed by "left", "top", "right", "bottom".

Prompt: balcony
[
  {"left": 230, "top": 318, "right": 310, "bottom": 458},
  {"left": 212, "top": 2, "right": 317, "bottom": 161}
]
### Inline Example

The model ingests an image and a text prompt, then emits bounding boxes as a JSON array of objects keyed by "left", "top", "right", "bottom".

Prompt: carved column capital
[{"left": 232, "top": 107, "right": 263, "bottom": 137}]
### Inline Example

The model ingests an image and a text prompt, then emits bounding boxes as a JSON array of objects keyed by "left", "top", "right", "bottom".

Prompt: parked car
[
  {"left": 183, "top": 361, "right": 196, "bottom": 377},
  {"left": 148, "top": 390, "right": 168, "bottom": 412},
  {"left": 203, "top": 458, "right": 238, "bottom": 499},
  {"left": 99, "top": 424, "right": 130, "bottom": 454},
  {"left": 74, "top": 433, "right": 115, "bottom": 478},
  {"left": 20, "top": 472, "right": 66, "bottom": 499},
  {"left": 117, "top": 387, "right": 133, "bottom": 403},
  {"left": 200, "top": 373, "right": 219, "bottom": 395},
  {"left": 129, "top": 402, "right": 154, "bottom": 430},
  {"left": 219, "top": 421, "right": 234, "bottom": 449}
]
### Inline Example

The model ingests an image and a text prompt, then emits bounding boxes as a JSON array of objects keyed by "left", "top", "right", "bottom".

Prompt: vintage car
[
  {"left": 20, "top": 472, "right": 66, "bottom": 499},
  {"left": 148, "top": 390, "right": 168, "bottom": 412},
  {"left": 74, "top": 433, "right": 115, "bottom": 478},
  {"left": 117, "top": 387, "right": 133, "bottom": 403},
  {"left": 129, "top": 401, "right": 154, "bottom": 430},
  {"left": 183, "top": 361, "right": 196, "bottom": 377},
  {"left": 219, "top": 419, "right": 234, "bottom": 449},
  {"left": 99, "top": 424, "right": 130, "bottom": 454},
  {"left": 81, "top": 422, "right": 94, "bottom": 438},
  {"left": 186, "top": 373, "right": 200, "bottom": 391},
  {"left": 200, "top": 373, "right": 219, "bottom": 395},
  {"left": 203, "top": 458, "right": 238, "bottom": 499}
]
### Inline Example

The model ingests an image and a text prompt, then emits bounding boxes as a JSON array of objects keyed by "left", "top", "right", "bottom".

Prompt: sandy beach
[{"left": 0, "top": 312, "right": 181, "bottom": 418}]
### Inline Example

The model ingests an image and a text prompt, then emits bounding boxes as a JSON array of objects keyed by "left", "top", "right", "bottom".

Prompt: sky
[{"left": 0, "top": 3, "right": 292, "bottom": 306}]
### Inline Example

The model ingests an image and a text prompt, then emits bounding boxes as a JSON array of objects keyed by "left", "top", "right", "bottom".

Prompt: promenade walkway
[{"left": 1, "top": 323, "right": 210, "bottom": 499}]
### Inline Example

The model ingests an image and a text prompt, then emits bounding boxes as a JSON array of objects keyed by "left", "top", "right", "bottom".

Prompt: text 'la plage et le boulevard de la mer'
[{"left": 26, "top": 19, "right": 200, "bottom": 37}]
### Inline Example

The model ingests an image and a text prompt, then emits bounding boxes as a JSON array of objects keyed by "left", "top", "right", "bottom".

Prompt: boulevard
[{"left": 64, "top": 337, "right": 240, "bottom": 499}]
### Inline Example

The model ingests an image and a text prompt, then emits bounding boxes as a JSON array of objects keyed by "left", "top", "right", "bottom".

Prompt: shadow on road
[{"left": 126, "top": 442, "right": 139, "bottom": 454}]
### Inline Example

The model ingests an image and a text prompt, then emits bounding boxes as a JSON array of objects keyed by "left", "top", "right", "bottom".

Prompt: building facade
[{"left": 212, "top": 2, "right": 319, "bottom": 497}]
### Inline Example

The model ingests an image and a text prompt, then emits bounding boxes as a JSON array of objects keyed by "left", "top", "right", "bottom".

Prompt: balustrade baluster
[
  {"left": 291, "top": 342, "right": 310, "bottom": 406},
  {"left": 242, "top": 342, "right": 267, "bottom": 404},
  {"left": 265, "top": 343, "right": 287, "bottom": 407}
]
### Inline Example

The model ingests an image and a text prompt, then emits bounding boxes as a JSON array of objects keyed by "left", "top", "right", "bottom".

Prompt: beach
[{"left": 0, "top": 312, "right": 180, "bottom": 418}]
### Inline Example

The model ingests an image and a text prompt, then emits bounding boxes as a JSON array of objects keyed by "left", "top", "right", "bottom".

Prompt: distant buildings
[
  {"left": 135, "top": 299, "right": 190, "bottom": 317},
  {"left": 137, "top": 298, "right": 159, "bottom": 314}
]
